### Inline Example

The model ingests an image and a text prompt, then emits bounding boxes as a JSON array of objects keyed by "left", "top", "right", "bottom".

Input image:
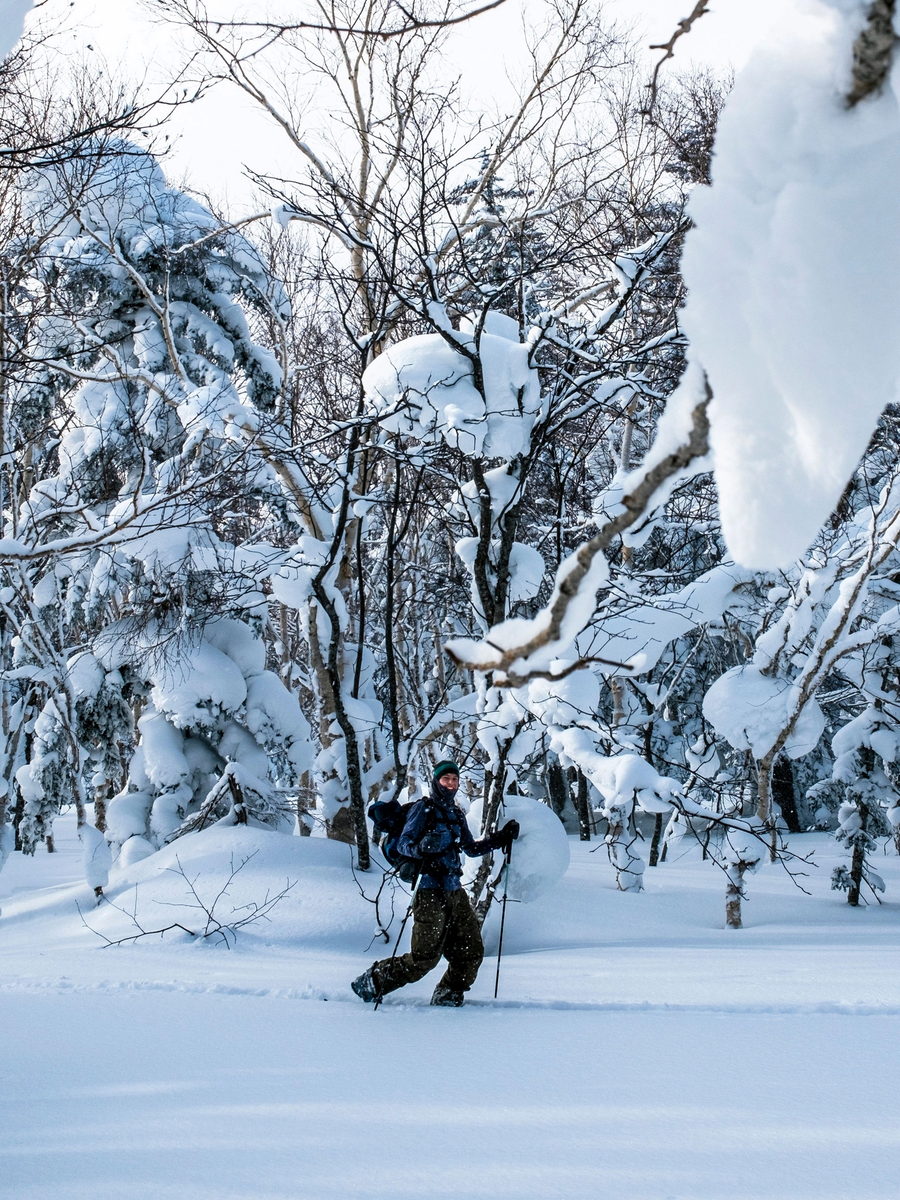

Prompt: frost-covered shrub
[{"left": 105, "top": 619, "right": 311, "bottom": 853}]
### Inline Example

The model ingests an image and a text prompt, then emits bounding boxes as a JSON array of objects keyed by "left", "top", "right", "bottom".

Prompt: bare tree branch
[
  {"left": 446, "top": 385, "right": 712, "bottom": 682},
  {"left": 194, "top": 0, "right": 510, "bottom": 40},
  {"left": 643, "top": 1, "right": 711, "bottom": 117}
]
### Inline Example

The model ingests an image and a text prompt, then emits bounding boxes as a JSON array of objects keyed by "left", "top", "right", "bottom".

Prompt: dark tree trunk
[
  {"left": 772, "top": 757, "right": 801, "bottom": 833},
  {"left": 847, "top": 747, "right": 877, "bottom": 906},
  {"left": 575, "top": 771, "right": 591, "bottom": 841},
  {"left": 547, "top": 757, "right": 568, "bottom": 820},
  {"left": 847, "top": 802, "right": 868, "bottom": 908},
  {"left": 227, "top": 772, "right": 248, "bottom": 825},
  {"left": 12, "top": 780, "right": 24, "bottom": 851},
  {"left": 648, "top": 812, "right": 664, "bottom": 866},
  {"left": 546, "top": 757, "right": 578, "bottom": 834}
]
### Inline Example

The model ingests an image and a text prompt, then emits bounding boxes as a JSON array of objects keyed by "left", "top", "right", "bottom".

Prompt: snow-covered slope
[{"left": 3, "top": 814, "right": 900, "bottom": 1197}]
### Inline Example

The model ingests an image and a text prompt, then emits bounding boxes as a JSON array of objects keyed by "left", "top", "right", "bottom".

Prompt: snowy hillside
[
  {"left": 3, "top": 815, "right": 900, "bottom": 1199},
  {"left": 5, "top": 2, "right": 900, "bottom": 1198}
]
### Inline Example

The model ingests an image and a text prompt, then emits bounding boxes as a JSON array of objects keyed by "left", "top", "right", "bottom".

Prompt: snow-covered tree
[{"left": 2, "top": 138, "right": 313, "bottom": 867}]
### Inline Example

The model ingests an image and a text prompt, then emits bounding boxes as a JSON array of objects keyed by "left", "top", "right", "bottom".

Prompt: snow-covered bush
[{"left": 105, "top": 619, "right": 310, "bottom": 854}]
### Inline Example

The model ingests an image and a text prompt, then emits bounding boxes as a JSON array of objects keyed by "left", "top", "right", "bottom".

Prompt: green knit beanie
[{"left": 433, "top": 760, "right": 461, "bottom": 780}]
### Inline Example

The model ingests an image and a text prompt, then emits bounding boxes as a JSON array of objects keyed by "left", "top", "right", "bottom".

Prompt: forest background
[{"left": 0, "top": 0, "right": 898, "bottom": 937}]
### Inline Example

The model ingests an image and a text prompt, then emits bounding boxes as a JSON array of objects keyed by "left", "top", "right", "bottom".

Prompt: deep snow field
[{"left": 2, "top": 815, "right": 900, "bottom": 1199}]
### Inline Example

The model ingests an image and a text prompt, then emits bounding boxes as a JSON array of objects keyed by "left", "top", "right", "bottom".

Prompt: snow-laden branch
[
  {"left": 681, "top": 0, "right": 900, "bottom": 568},
  {"left": 0, "top": 488, "right": 217, "bottom": 564},
  {"left": 444, "top": 377, "right": 711, "bottom": 683}
]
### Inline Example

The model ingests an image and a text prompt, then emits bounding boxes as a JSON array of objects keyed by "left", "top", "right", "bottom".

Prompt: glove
[
  {"left": 395, "top": 857, "right": 420, "bottom": 884},
  {"left": 491, "top": 819, "right": 520, "bottom": 852}
]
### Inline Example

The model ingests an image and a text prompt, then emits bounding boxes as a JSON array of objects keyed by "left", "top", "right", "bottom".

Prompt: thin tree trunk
[
  {"left": 725, "top": 863, "right": 745, "bottom": 928},
  {"left": 847, "top": 811, "right": 867, "bottom": 908},
  {"left": 848, "top": 748, "right": 876, "bottom": 905},
  {"left": 771, "top": 757, "right": 801, "bottom": 834},
  {"left": 575, "top": 770, "right": 591, "bottom": 841},
  {"left": 13, "top": 786, "right": 24, "bottom": 850},
  {"left": 649, "top": 812, "right": 664, "bottom": 866},
  {"left": 383, "top": 458, "right": 402, "bottom": 774},
  {"left": 606, "top": 797, "right": 644, "bottom": 891},
  {"left": 610, "top": 678, "right": 626, "bottom": 728},
  {"left": 12, "top": 732, "right": 27, "bottom": 850},
  {"left": 755, "top": 753, "right": 778, "bottom": 861},
  {"left": 297, "top": 771, "right": 313, "bottom": 836},
  {"left": 547, "top": 757, "right": 568, "bottom": 821},
  {"left": 93, "top": 782, "right": 108, "bottom": 834},
  {"left": 471, "top": 740, "right": 512, "bottom": 921}
]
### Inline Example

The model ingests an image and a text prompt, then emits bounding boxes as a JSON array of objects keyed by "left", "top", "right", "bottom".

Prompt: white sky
[{"left": 37, "top": 0, "right": 796, "bottom": 212}]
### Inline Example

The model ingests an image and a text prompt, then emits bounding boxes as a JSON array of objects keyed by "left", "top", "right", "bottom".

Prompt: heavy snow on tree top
[{"left": 22, "top": 139, "right": 287, "bottom": 427}]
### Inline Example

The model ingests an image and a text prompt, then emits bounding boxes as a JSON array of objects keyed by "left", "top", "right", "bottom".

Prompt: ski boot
[
  {"left": 351, "top": 966, "right": 380, "bottom": 1004},
  {"left": 430, "top": 982, "right": 464, "bottom": 1007}
]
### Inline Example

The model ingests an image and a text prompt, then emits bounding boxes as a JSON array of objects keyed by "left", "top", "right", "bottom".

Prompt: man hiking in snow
[{"left": 352, "top": 760, "right": 519, "bottom": 1007}]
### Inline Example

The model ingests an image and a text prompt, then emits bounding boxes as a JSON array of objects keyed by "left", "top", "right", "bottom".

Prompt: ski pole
[
  {"left": 493, "top": 841, "right": 513, "bottom": 999},
  {"left": 374, "top": 871, "right": 421, "bottom": 1011}
]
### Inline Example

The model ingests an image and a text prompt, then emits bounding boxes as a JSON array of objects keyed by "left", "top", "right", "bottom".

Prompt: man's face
[{"left": 438, "top": 772, "right": 459, "bottom": 793}]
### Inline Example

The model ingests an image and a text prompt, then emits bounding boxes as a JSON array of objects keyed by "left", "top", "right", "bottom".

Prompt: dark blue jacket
[{"left": 396, "top": 785, "right": 495, "bottom": 891}]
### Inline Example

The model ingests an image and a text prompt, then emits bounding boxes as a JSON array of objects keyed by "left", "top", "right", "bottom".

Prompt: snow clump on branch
[
  {"left": 681, "top": 0, "right": 900, "bottom": 568},
  {"left": 363, "top": 311, "right": 541, "bottom": 458}
]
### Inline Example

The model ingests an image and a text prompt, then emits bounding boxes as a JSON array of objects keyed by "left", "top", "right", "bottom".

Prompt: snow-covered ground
[{"left": 3, "top": 815, "right": 900, "bottom": 1199}]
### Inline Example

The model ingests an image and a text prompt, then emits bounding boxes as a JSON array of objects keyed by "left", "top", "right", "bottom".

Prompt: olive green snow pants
[{"left": 372, "top": 887, "right": 484, "bottom": 996}]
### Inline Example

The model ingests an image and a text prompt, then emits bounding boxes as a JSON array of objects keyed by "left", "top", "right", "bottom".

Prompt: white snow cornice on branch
[
  {"left": 0, "top": 0, "right": 33, "bottom": 59},
  {"left": 682, "top": 0, "right": 900, "bottom": 569}
]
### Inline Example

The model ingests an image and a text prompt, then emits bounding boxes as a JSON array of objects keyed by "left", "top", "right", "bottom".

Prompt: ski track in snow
[{"left": 4, "top": 975, "right": 900, "bottom": 1018}]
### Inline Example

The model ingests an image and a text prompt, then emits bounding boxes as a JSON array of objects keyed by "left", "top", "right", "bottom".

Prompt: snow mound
[
  {"left": 465, "top": 794, "right": 570, "bottom": 902},
  {"left": 94, "top": 826, "right": 374, "bottom": 948}
]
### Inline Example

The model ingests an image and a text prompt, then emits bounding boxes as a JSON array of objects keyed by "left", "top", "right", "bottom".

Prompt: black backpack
[{"left": 368, "top": 797, "right": 419, "bottom": 883}]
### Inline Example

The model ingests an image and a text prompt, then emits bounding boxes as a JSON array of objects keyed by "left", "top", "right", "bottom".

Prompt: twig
[
  {"left": 643, "top": 1, "right": 711, "bottom": 118},
  {"left": 77, "top": 853, "right": 298, "bottom": 949},
  {"left": 179, "top": 0, "right": 508, "bottom": 43}
]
